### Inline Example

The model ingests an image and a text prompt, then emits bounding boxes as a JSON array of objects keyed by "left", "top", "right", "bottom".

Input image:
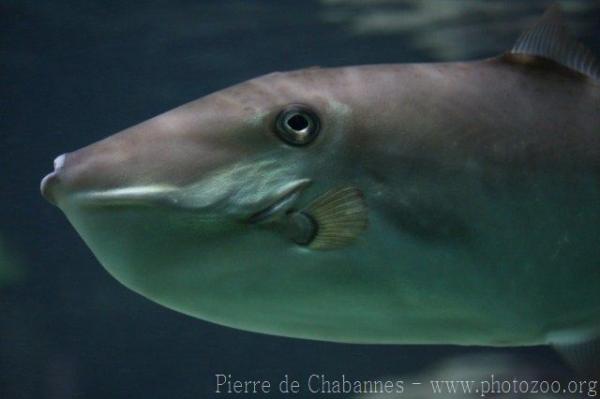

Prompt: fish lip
[
  {"left": 40, "top": 171, "right": 59, "bottom": 205},
  {"left": 40, "top": 154, "right": 67, "bottom": 206},
  {"left": 247, "top": 179, "right": 311, "bottom": 224}
]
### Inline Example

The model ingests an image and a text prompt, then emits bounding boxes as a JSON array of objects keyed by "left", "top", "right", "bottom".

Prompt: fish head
[{"left": 40, "top": 68, "right": 364, "bottom": 334}]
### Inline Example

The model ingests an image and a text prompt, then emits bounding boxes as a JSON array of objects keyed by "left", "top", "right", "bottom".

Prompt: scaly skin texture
[{"left": 44, "top": 56, "right": 600, "bottom": 346}]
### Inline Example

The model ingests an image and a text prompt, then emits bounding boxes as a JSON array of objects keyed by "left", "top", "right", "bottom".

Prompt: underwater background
[{"left": 2, "top": 1, "right": 599, "bottom": 398}]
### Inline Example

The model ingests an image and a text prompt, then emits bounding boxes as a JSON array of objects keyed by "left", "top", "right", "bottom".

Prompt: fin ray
[
  {"left": 510, "top": 4, "right": 600, "bottom": 80},
  {"left": 302, "top": 187, "right": 368, "bottom": 250}
]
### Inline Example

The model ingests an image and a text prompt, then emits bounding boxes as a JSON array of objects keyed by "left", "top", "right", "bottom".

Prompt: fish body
[{"left": 41, "top": 7, "right": 599, "bottom": 352}]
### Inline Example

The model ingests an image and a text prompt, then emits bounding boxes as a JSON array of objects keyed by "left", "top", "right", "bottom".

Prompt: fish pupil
[{"left": 286, "top": 114, "right": 309, "bottom": 132}]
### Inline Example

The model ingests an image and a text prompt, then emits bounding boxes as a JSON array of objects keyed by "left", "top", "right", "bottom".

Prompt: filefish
[{"left": 41, "top": 6, "right": 599, "bottom": 374}]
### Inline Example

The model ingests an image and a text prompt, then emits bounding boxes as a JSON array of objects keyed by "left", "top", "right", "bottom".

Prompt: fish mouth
[
  {"left": 247, "top": 179, "right": 311, "bottom": 224},
  {"left": 40, "top": 154, "right": 67, "bottom": 206}
]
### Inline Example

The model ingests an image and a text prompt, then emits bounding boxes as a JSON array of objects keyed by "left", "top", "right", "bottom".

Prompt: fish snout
[
  {"left": 40, "top": 154, "right": 66, "bottom": 206},
  {"left": 39, "top": 103, "right": 257, "bottom": 209},
  {"left": 39, "top": 127, "right": 246, "bottom": 209}
]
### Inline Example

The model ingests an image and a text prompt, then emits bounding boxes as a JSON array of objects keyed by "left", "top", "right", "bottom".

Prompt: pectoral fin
[{"left": 286, "top": 187, "right": 368, "bottom": 250}]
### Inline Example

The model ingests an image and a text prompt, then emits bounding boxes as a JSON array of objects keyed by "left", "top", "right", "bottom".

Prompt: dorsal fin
[{"left": 510, "top": 4, "right": 600, "bottom": 81}]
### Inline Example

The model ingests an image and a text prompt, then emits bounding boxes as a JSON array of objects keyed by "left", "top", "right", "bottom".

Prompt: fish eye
[{"left": 275, "top": 105, "right": 320, "bottom": 146}]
